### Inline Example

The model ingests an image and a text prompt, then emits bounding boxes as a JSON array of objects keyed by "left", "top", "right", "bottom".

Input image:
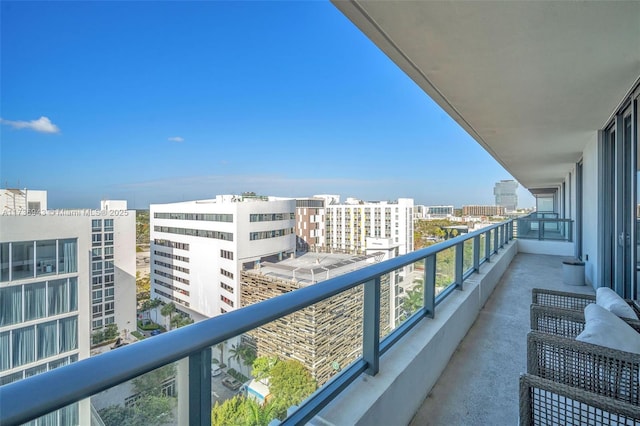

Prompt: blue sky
[{"left": 0, "top": 1, "right": 534, "bottom": 209}]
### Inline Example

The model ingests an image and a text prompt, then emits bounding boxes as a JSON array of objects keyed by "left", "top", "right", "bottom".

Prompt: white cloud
[
  {"left": 168, "top": 136, "right": 184, "bottom": 143},
  {"left": 0, "top": 116, "right": 60, "bottom": 134}
]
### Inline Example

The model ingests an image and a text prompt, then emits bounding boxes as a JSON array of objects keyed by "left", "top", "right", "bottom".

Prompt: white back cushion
[
  {"left": 596, "top": 287, "right": 639, "bottom": 320},
  {"left": 577, "top": 304, "right": 640, "bottom": 354}
]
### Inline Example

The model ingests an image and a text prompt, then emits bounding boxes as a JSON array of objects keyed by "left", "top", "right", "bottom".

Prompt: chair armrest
[
  {"left": 519, "top": 373, "right": 640, "bottom": 426},
  {"left": 527, "top": 331, "right": 640, "bottom": 404},
  {"left": 530, "top": 305, "right": 587, "bottom": 338}
]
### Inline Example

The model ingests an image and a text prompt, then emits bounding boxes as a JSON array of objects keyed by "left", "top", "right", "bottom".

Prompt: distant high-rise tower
[{"left": 494, "top": 180, "right": 518, "bottom": 211}]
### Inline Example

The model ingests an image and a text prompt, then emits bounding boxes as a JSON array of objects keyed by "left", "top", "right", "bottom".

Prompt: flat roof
[{"left": 246, "top": 251, "right": 385, "bottom": 286}]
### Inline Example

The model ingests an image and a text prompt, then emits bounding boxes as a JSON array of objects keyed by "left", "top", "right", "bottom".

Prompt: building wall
[
  {"left": 240, "top": 271, "right": 390, "bottom": 386},
  {"left": 150, "top": 196, "right": 296, "bottom": 319},
  {"left": 325, "top": 198, "right": 414, "bottom": 256},
  {"left": 462, "top": 205, "right": 505, "bottom": 217},
  {"left": 295, "top": 198, "right": 325, "bottom": 251},
  {"left": 581, "top": 132, "right": 600, "bottom": 287}
]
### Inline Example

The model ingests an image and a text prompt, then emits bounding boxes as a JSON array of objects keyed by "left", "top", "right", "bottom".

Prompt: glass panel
[
  {"left": 93, "top": 363, "right": 178, "bottom": 426},
  {"left": 0, "top": 331, "right": 10, "bottom": 371},
  {"left": 25, "top": 282, "right": 46, "bottom": 321},
  {"left": 489, "top": 229, "right": 495, "bottom": 253},
  {"left": 479, "top": 233, "right": 486, "bottom": 261},
  {"left": 463, "top": 239, "right": 474, "bottom": 273},
  {"left": 0, "top": 371, "right": 23, "bottom": 386},
  {"left": 12, "top": 241, "right": 34, "bottom": 280},
  {"left": 0, "top": 285, "right": 22, "bottom": 326},
  {"left": 13, "top": 325, "right": 36, "bottom": 367},
  {"left": 69, "top": 277, "right": 78, "bottom": 311},
  {"left": 49, "top": 279, "right": 69, "bottom": 315},
  {"left": 58, "top": 239, "right": 77, "bottom": 273},
  {"left": 59, "top": 316, "right": 78, "bottom": 352},
  {"left": 36, "top": 240, "right": 57, "bottom": 277},
  {"left": 396, "top": 260, "right": 424, "bottom": 324},
  {"left": 104, "top": 219, "right": 114, "bottom": 231},
  {"left": 25, "top": 363, "right": 48, "bottom": 377},
  {"left": 436, "top": 247, "right": 455, "bottom": 294},
  {"left": 37, "top": 320, "right": 58, "bottom": 360},
  {"left": 0, "top": 242, "right": 9, "bottom": 282}
]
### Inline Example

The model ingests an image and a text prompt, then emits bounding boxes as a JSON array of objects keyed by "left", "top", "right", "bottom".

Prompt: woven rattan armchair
[
  {"left": 527, "top": 331, "right": 640, "bottom": 405},
  {"left": 520, "top": 373, "right": 640, "bottom": 425},
  {"left": 532, "top": 288, "right": 640, "bottom": 317},
  {"left": 530, "top": 304, "right": 640, "bottom": 337}
]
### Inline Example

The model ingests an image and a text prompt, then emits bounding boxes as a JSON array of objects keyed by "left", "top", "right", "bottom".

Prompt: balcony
[{"left": 0, "top": 219, "right": 588, "bottom": 426}]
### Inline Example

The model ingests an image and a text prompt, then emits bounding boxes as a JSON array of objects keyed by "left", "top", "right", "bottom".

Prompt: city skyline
[{"left": 0, "top": 2, "right": 535, "bottom": 209}]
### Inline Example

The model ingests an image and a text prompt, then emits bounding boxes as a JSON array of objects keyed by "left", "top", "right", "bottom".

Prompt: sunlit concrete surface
[{"left": 410, "top": 253, "right": 593, "bottom": 425}]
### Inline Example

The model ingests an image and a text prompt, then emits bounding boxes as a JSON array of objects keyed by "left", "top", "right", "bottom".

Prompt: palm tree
[
  {"left": 217, "top": 343, "right": 226, "bottom": 368},
  {"left": 160, "top": 302, "right": 176, "bottom": 330}
]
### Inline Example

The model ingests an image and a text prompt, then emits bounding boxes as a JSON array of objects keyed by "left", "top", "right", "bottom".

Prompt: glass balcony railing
[
  {"left": 516, "top": 214, "right": 573, "bottom": 242},
  {"left": 0, "top": 220, "right": 514, "bottom": 426}
]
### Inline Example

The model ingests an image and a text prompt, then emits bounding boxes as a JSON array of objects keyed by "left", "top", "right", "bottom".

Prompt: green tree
[
  {"left": 211, "top": 395, "right": 248, "bottom": 426},
  {"left": 100, "top": 395, "right": 173, "bottom": 426},
  {"left": 104, "top": 323, "right": 119, "bottom": 340},
  {"left": 252, "top": 356, "right": 278, "bottom": 381},
  {"left": 268, "top": 359, "right": 317, "bottom": 418},
  {"left": 401, "top": 284, "right": 423, "bottom": 319},
  {"left": 160, "top": 302, "right": 176, "bottom": 331}
]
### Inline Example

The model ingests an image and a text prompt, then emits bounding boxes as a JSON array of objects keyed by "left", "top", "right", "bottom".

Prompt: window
[
  {"left": 220, "top": 295, "right": 234, "bottom": 307},
  {"left": 92, "top": 276, "right": 103, "bottom": 286},
  {"left": 49, "top": 279, "right": 69, "bottom": 315},
  {"left": 92, "top": 219, "right": 102, "bottom": 231},
  {"left": 104, "top": 302, "right": 114, "bottom": 315},
  {"left": 220, "top": 268, "right": 234, "bottom": 279},
  {"left": 92, "top": 319, "right": 103, "bottom": 330},
  {"left": 104, "top": 316, "right": 114, "bottom": 325},
  {"left": 105, "top": 287, "right": 115, "bottom": 301},
  {"left": 59, "top": 317, "right": 78, "bottom": 352},
  {"left": 249, "top": 227, "right": 294, "bottom": 241},
  {"left": 0, "top": 243, "right": 9, "bottom": 282},
  {"left": 92, "top": 290, "right": 103, "bottom": 304},
  {"left": 220, "top": 308, "right": 227, "bottom": 314},
  {"left": 104, "top": 260, "right": 114, "bottom": 273},
  {"left": 12, "top": 241, "right": 34, "bottom": 280},
  {"left": 154, "top": 239, "right": 189, "bottom": 250},
  {"left": 36, "top": 240, "right": 57, "bottom": 277},
  {"left": 92, "top": 248, "right": 102, "bottom": 260},
  {"left": 154, "top": 226, "right": 233, "bottom": 241},
  {"left": 13, "top": 326, "right": 36, "bottom": 367},
  {"left": 220, "top": 249, "right": 234, "bottom": 260},
  {"left": 24, "top": 282, "right": 46, "bottom": 321},
  {"left": 249, "top": 213, "right": 295, "bottom": 222},
  {"left": 0, "top": 286, "right": 22, "bottom": 326},
  {"left": 104, "top": 246, "right": 114, "bottom": 259},
  {"left": 154, "top": 269, "right": 189, "bottom": 284},
  {"left": 154, "top": 212, "right": 233, "bottom": 222},
  {"left": 92, "top": 261, "right": 102, "bottom": 276},
  {"left": 104, "top": 233, "right": 114, "bottom": 246},
  {"left": 92, "top": 304, "right": 102, "bottom": 318},
  {"left": 0, "top": 332, "right": 10, "bottom": 371},
  {"left": 37, "top": 321, "right": 58, "bottom": 360},
  {"left": 92, "top": 233, "right": 102, "bottom": 246},
  {"left": 220, "top": 282, "right": 234, "bottom": 293},
  {"left": 154, "top": 250, "right": 189, "bottom": 262},
  {"left": 104, "top": 219, "right": 114, "bottom": 231},
  {"left": 154, "top": 260, "right": 189, "bottom": 273}
]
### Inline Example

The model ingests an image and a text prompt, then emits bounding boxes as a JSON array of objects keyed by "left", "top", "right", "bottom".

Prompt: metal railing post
[
  {"left": 363, "top": 277, "right": 380, "bottom": 376},
  {"left": 189, "top": 347, "right": 211, "bottom": 426},
  {"left": 455, "top": 243, "right": 464, "bottom": 290},
  {"left": 473, "top": 235, "right": 480, "bottom": 273},
  {"left": 493, "top": 227, "right": 499, "bottom": 254},
  {"left": 424, "top": 255, "right": 436, "bottom": 318}
]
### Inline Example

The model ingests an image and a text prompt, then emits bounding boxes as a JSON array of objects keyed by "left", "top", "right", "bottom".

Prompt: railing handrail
[{"left": 0, "top": 220, "right": 512, "bottom": 425}]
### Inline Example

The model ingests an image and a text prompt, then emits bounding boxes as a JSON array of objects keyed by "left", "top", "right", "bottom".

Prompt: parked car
[
  {"left": 211, "top": 367, "right": 222, "bottom": 377},
  {"left": 150, "top": 329, "right": 161, "bottom": 336},
  {"left": 222, "top": 377, "right": 242, "bottom": 391}
]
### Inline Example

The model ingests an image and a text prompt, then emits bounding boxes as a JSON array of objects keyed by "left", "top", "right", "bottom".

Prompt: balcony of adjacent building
[{"left": 1, "top": 220, "right": 604, "bottom": 426}]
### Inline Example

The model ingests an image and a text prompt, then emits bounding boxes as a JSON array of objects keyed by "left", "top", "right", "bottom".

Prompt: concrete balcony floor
[{"left": 409, "top": 253, "right": 594, "bottom": 426}]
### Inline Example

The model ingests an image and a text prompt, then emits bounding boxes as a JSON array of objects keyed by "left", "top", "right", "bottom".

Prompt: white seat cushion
[
  {"left": 576, "top": 304, "right": 640, "bottom": 354},
  {"left": 596, "top": 287, "right": 639, "bottom": 320}
]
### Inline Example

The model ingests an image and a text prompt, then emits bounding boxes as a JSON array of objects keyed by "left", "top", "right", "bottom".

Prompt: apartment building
[
  {"left": 462, "top": 205, "right": 506, "bottom": 217},
  {"left": 295, "top": 198, "right": 325, "bottom": 252},
  {"left": 0, "top": 189, "right": 135, "bottom": 424},
  {"left": 149, "top": 194, "right": 296, "bottom": 321},
  {"left": 494, "top": 180, "right": 518, "bottom": 212},
  {"left": 240, "top": 252, "right": 391, "bottom": 386},
  {"left": 325, "top": 198, "right": 414, "bottom": 255}
]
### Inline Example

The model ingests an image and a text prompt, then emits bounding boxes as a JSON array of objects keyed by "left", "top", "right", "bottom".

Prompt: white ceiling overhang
[{"left": 332, "top": 1, "right": 640, "bottom": 190}]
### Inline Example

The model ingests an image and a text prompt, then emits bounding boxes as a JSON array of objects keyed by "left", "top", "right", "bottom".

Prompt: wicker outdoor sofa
[{"left": 520, "top": 289, "right": 640, "bottom": 425}]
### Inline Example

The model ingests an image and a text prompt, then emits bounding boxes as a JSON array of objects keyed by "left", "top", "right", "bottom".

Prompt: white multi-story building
[
  {"left": 0, "top": 190, "right": 136, "bottom": 405},
  {"left": 295, "top": 198, "right": 326, "bottom": 252},
  {"left": 149, "top": 194, "right": 296, "bottom": 321},
  {"left": 325, "top": 198, "right": 414, "bottom": 255}
]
